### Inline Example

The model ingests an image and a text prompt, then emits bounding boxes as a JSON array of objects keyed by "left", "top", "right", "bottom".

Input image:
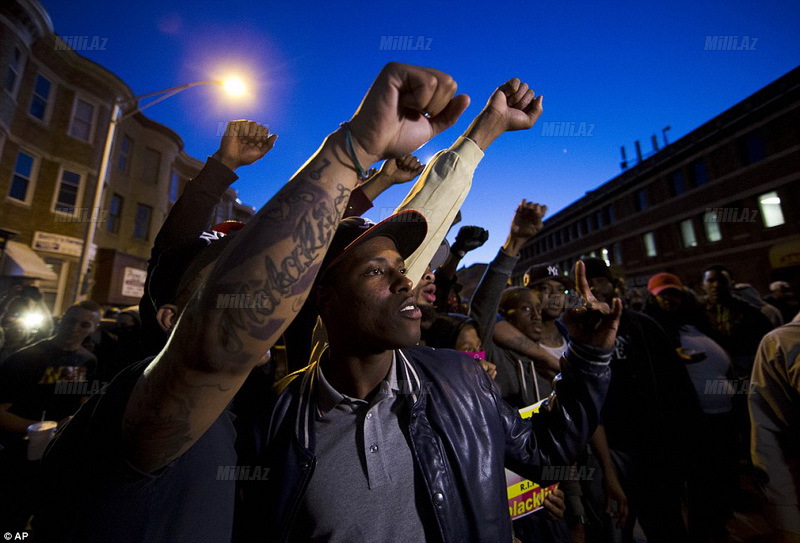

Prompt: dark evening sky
[{"left": 40, "top": 0, "right": 800, "bottom": 266}]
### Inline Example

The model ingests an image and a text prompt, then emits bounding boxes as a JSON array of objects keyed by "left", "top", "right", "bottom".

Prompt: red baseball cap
[
  {"left": 316, "top": 210, "right": 427, "bottom": 285},
  {"left": 647, "top": 272, "right": 684, "bottom": 296}
]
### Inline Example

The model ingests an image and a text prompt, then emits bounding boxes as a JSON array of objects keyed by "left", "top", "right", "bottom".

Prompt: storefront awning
[{"left": 1, "top": 241, "right": 58, "bottom": 280}]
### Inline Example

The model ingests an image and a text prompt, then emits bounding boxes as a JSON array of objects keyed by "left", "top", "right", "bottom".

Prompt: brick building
[
  {"left": 0, "top": 0, "right": 253, "bottom": 315},
  {"left": 513, "top": 66, "right": 800, "bottom": 295}
]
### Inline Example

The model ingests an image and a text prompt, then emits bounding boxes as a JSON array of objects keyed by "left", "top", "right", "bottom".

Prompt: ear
[{"left": 156, "top": 304, "right": 178, "bottom": 332}]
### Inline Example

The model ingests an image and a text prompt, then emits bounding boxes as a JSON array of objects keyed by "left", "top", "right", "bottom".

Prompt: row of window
[
  {"left": 543, "top": 191, "right": 786, "bottom": 273},
  {"left": 642, "top": 191, "right": 785, "bottom": 257},
  {"left": 4, "top": 46, "right": 98, "bottom": 143},
  {"left": 636, "top": 133, "right": 763, "bottom": 211},
  {"left": 533, "top": 131, "right": 769, "bottom": 256},
  {"left": 6, "top": 149, "right": 181, "bottom": 241},
  {"left": 534, "top": 205, "right": 616, "bottom": 253},
  {"left": 105, "top": 193, "right": 152, "bottom": 240},
  {"left": 116, "top": 135, "right": 170, "bottom": 191}
]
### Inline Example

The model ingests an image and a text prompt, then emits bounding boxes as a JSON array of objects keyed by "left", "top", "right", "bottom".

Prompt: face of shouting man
[
  {"left": 412, "top": 266, "right": 437, "bottom": 330},
  {"left": 318, "top": 236, "right": 422, "bottom": 355}
]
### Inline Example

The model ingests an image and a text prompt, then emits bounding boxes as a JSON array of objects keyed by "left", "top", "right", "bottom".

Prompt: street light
[{"left": 73, "top": 78, "right": 246, "bottom": 302}]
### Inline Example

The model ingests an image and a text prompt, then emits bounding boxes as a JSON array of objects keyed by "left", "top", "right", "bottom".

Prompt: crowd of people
[{"left": 0, "top": 62, "right": 798, "bottom": 542}]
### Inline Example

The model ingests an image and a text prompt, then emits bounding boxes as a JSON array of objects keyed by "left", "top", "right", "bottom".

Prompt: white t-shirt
[{"left": 540, "top": 334, "right": 568, "bottom": 361}]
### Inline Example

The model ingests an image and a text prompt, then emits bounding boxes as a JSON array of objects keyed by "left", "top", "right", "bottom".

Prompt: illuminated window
[
  {"left": 703, "top": 211, "right": 722, "bottom": 242},
  {"left": 680, "top": 219, "right": 698, "bottom": 248},
  {"left": 643, "top": 232, "right": 657, "bottom": 257},
  {"left": 759, "top": 191, "right": 785, "bottom": 228}
]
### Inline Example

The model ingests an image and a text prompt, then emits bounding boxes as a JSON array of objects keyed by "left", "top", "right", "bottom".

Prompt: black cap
[
  {"left": 524, "top": 263, "right": 575, "bottom": 289},
  {"left": 317, "top": 210, "right": 427, "bottom": 284},
  {"left": 578, "top": 257, "right": 613, "bottom": 282},
  {"left": 149, "top": 229, "right": 235, "bottom": 311}
]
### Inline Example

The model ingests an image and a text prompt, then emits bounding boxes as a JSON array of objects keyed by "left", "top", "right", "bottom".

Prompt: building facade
[
  {"left": 0, "top": 0, "right": 253, "bottom": 315},
  {"left": 514, "top": 67, "right": 800, "bottom": 295}
]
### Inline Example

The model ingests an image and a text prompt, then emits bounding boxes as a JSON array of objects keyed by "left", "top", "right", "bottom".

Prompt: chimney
[
  {"left": 662, "top": 125, "right": 671, "bottom": 146},
  {"left": 634, "top": 140, "right": 643, "bottom": 163},
  {"left": 620, "top": 146, "right": 628, "bottom": 170},
  {"left": 651, "top": 134, "right": 659, "bottom": 152}
]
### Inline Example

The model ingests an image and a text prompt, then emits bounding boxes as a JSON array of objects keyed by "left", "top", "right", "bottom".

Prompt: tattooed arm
[{"left": 122, "top": 62, "right": 469, "bottom": 472}]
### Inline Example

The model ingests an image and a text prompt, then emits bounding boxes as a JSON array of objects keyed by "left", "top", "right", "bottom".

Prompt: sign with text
[
  {"left": 121, "top": 267, "right": 146, "bottom": 298},
  {"left": 506, "top": 400, "right": 560, "bottom": 520},
  {"left": 32, "top": 231, "right": 83, "bottom": 257}
]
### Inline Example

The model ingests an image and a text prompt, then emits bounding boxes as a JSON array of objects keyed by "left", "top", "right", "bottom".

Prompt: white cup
[{"left": 27, "top": 420, "right": 58, "bottom": 461}]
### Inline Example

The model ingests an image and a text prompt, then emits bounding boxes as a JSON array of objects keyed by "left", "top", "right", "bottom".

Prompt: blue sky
[{"left": 41, "top": 0, "right": 800, "bottom": 266}]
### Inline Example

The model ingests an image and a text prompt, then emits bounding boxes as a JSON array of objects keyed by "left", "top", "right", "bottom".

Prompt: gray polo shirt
[{"left": 290, "top": 352, "right": 427, "bottom": 542}]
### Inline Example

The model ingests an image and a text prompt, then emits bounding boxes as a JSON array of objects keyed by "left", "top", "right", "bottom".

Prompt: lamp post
[{"left": 73, "top": 78, "right": 246, "bottom": 302}]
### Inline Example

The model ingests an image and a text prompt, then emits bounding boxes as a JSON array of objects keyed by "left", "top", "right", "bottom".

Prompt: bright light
[
  {"left": 221, "top": 77, "right": 246, "bottom": 97},
  {"left": 21, "top": 311, "right": 44, "bottom": 330},
  {"left": 761, "top": 197, "right": 781, "bottom": 205}
]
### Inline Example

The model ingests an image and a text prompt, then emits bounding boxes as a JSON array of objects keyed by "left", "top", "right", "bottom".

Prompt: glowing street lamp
[
  {"left": 222, "top": 77, "right": 246, "bottom": 97},
  {"left": 74, "top": 78, "right": 247, "bottom": 301}
]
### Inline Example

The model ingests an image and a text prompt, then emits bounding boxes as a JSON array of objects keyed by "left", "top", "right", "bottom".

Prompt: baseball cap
[
  {"left": 647, "top": 272, "right": 684, "bottom": 296},
  {"left": 149, "top": 229, "right": 235, "bottom": 311},
  {"left": 524, "top": 263, "right": 575, "bottom": 290},
  {"left": 211, "top": 220, "right": 245, "bottom": 235},
  {"left": 579, "top": 257, "right": 614, "bottom": 282},
  {"left": 317, "top": 210, "right": 428, "bottom": 284},
  {"left": 429, "top": 239, "right": 450, "bottom": 271},
  {"left": 770, "top": 280, "right": 790, "bottom": 292}
]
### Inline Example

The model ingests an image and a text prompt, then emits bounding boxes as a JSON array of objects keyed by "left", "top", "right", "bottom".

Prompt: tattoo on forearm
[
  {"left": 309, "top": 158, "right": 331, "bottom": 180},
  {"left": 206, "top": 162, "right": 351, "bottom": 357},
  {"left": 125, "top": 363, "right": 232, "bottom": 467}
]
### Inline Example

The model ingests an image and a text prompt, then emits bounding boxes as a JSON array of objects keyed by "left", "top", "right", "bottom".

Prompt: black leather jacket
[{"left": 258, "top": 343, "right": 611, "bottom": 542}]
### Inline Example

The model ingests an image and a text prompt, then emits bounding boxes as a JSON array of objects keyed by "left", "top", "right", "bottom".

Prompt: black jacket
[{"left": 257, "top": 344, "right": 611, "bottom": 542}]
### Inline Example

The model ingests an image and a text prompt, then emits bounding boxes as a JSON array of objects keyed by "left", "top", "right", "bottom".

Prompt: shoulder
[
  {"left": 761, "top": 322, "right": 800, "bottom": 349},
  {"left": 403, "top": 345, "right": 473, "bottom": 366},
  {"left": 401, "top": 346, "right": 487, "bottom": 384},
  {"left": 0, "top": 339, "right": 51, "bottom": 371}
]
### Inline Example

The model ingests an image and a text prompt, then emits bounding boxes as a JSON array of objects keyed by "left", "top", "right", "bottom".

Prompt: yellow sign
[{"left": 505, "top": 399, "right": 559, "bottom": 520}]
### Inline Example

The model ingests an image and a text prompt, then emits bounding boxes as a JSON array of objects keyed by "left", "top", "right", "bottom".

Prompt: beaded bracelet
[{"left": 340, "top": 122, "right": 370, "bottom": 181}]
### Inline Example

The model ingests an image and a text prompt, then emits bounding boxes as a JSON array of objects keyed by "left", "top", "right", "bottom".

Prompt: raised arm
[
  {"left": 357, "top": 154, "right": 425, "bottom": 203},
  {"left": 433, "top": 225, "right": 488, "bottom": 313},
  {"left": 122, "top": 63, "right": 469, "bottom": 472},
  {"left": 470, "top": 201, "right": 546, "bottom": 347},
  {"left": 503, "top": 261, "right": 623, "bottom": 477},
  {"left": 141, "top": 121, "right": 276, "bottom": 334},
  {"left": 155, "top": 120, "right": 276, "bottom": 248},
  {"left": 399, "top": 78, "right": 543, "bottom": 283}
]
